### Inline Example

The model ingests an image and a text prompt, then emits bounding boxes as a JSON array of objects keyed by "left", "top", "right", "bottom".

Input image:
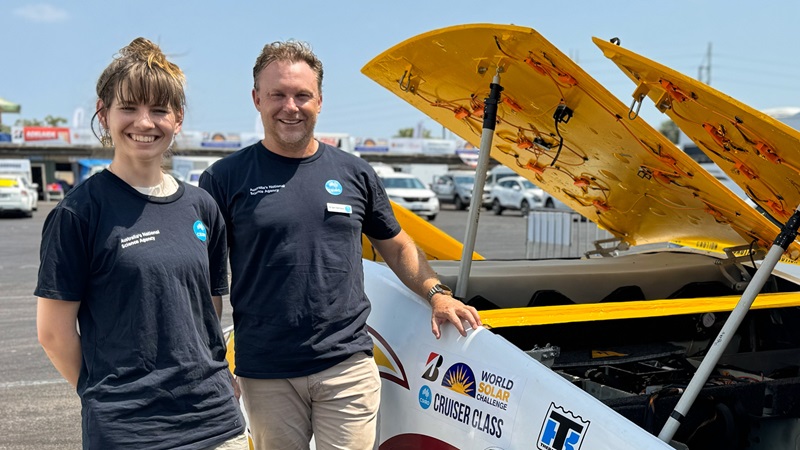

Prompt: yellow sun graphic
[{"left": 443, "top": 364, "right": 475, "bottom": 397}]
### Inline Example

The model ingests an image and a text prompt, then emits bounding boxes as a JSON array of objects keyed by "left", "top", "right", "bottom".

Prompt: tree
[
  {"left": 659, "top": 120, "right": 680, "bottom": 144},
  {"left": 15, "top": 118, "right": 43, "bottom": 127},
  {"left": 13, "top": 115, "right": 68, "bottom": 127},
  {"left": 44, "top": 115, "right": 67, "bottom": 127},
  {"left": 0, "top": 124, "right": 9, "bottom": 133},
  {"left": 394, "top": 127, "right": 432, "bottom": 138}
]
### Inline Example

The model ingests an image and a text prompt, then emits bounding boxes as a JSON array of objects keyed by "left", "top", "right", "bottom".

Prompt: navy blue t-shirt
[
  {"left": 200, "top": 142, "right": 401, "bottom": 378},
  {"left": 35, "top": 170, "right": 243, "bottom": 449}
]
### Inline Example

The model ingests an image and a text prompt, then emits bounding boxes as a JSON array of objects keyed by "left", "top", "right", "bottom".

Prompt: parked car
[
  {"left": 481, "top": 165, "right": 518, "bottom": 208},
  {"left": 489, "top": 175, "right": 564, "bottom": 216},
  {"left": 45, "top": 181, "right": 68, "bottom": 201},
  {"left": 379, "top": 173, "right": 440, "bottom": 220},
  {"left": 0, "top": 175, "right": 37, "bottom": 217},
  {"left": 432, "top": 170, "right": 476, "bottom": 210}
]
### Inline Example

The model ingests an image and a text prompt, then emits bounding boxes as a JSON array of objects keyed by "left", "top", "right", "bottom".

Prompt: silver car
[{"left": 432, "top": 171, "right": 476, "bottom": 210}]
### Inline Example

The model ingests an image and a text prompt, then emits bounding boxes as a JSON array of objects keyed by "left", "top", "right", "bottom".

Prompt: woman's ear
[
  {"left": 174, "top": 108, "right": 184, "bottom": 134},
  {"left": 96, "top": 99, "right": 108, "bottom": 129}
]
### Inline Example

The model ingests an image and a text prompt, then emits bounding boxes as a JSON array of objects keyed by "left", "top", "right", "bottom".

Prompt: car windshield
[
  {"left": 382, "top": 177, "right": 426, "bottom": 189},
  {"left": 454, "top": 176, "right": 474, "bottom": 185},
  {"left": 521, "top": 179, "right": 537, "bottom": 189}
]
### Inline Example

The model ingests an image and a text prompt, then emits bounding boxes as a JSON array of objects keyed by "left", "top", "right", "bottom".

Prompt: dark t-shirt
[
  {"left": 200, "top": 142, "right": 401, "bottom": 378},
  {"left": 35, "top": 170, "right": 243, "bottom": 449}
]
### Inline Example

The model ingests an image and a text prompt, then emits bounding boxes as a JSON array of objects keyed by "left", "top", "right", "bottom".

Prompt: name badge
[{"left": 327, "top": 203, "right": 352, "bottom": 214}]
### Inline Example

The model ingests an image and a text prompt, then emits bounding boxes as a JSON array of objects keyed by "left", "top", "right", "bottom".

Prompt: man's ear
[{"left": 252, "top": 88, "right": 260, "bottom": 110}]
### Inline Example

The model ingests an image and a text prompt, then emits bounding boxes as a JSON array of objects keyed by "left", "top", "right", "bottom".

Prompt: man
[{"left": 199, "top": 40, "right": 481, "bottom": 450}]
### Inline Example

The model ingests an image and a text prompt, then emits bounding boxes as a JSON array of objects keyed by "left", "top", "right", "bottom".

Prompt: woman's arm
[{"left": 37, "top": 297, "right": 82, "bottom": 389}]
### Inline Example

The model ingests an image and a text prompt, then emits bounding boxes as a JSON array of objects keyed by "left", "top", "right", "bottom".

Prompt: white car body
[
  {"left": 380, "top": 173, "right": 440, "bottom": 220},
  {"left": 490, "top": 176, "right": 563, "bottom": 215},
  {"left": 0, "top": 175, "right": 37, "bottom": 217}
]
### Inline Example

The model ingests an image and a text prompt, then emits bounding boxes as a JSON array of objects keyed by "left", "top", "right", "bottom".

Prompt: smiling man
[{"left": 199, "top": 40, "right": 481, "bottom": 450}]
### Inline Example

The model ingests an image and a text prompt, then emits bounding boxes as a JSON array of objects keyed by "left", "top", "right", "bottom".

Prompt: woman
[{"left": 35, "top": 38, "right": 245, "bottom": 449}]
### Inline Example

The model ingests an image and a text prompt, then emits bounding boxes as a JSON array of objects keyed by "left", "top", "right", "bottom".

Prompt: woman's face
[{"left": 99, "top": 97, "right": 182, "bottom": 163}]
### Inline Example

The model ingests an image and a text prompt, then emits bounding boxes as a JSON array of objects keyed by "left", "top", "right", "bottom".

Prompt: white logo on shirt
[
  {"left": 250, "top": 184, "right": 285, "bottom": 196},
  {"left": 120, "top": 230, "right": 160, "bottom": 249}
]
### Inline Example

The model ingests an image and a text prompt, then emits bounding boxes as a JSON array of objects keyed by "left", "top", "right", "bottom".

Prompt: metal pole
[
  {"left": 658, "top": 205, "right": 800, "bottom": 443},
  {"left": 455, "top": 69, "right": 503, "bottom": 299}
]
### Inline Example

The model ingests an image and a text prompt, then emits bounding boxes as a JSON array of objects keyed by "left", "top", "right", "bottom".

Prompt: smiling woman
[{"left": 34, "top": 37, "right": 246, "bottom": 449}]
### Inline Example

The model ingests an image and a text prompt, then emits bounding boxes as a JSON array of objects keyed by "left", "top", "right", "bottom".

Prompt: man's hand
[
  {"left": 430, "top": 294, "right": 482, "bottom": 339},
  {"left": 230, "top": 372, "right": 241, "bottom": 401}
]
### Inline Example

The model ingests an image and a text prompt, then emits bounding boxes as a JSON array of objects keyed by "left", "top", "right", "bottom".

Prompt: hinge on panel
[
  {"left": 716, "top": 244, "right": 766, "bottom": 292},
  {"left": 584, "top": 237, "right": 630, "bottom": 258},
  {"left": 525, "top": 344, "right": 561, "bottom": 368}
]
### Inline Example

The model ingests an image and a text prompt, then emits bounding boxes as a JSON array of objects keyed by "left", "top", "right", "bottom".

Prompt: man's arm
[
  {"left": 37, "top": 297, "right": 82, "bottom": 389},
  {"left": 369, "top": 230, "right": 482, "bottom": 339}
]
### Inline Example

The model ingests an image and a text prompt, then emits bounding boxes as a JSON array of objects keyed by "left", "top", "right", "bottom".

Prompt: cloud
[{"left": 13, "top": 3, "right": 69, "bottom": 23}]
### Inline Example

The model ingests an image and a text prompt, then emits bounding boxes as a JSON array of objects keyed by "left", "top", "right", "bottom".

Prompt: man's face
[{"left": 252, "top": 60, "right": 322, "bottom": 155}]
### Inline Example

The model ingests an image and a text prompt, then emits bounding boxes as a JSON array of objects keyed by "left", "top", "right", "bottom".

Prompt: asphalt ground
[{"left": 0, "top": 200, "right": 533, "bottom": 449}]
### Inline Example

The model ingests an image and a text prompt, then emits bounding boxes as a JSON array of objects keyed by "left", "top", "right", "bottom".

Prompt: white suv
[
  {"left": 380, "top": 173, "right": 440, "bottom": 221},
  {"left": 489, "top": 176, "right": 562, "bottom": 216}
]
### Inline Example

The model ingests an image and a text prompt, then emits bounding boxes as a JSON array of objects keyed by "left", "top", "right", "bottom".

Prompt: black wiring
[
  {"left": 551, "top": 104, "right": 573, "bottom": 166},
  {"left": 748, "top": 239, "right": 759, "bottom": 269}
]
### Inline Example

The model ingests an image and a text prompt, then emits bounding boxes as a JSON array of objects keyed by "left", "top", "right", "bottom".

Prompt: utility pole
[{"left": 698, "top": 42, "right": 712, "bottom": 85}]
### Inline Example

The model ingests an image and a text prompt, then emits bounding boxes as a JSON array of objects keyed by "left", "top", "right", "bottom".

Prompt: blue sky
[{"left": 3, "top": 1, "right": 800, "bottom": 141}]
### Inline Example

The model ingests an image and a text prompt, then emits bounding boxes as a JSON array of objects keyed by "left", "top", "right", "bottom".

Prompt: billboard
[{"left": 12, "top": 126, "right": 71, "bottom": 145}]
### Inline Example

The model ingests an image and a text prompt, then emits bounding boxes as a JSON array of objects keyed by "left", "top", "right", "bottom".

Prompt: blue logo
[
  {"left": 537, "top": 403, "right": 589, "bottom": 450},
  {"left": 193, "top": 220, "right": 207, "bottom": 242},
  {"left": 418, "top": 385, "right": 432, "bottom": 409},
  {"left": 325, "top": 180, "right": 343, "bottom": 195}
]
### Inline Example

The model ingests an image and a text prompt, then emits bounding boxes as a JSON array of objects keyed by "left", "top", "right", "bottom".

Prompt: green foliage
[
  {"left": 13, "top": 115, "right": 68, "bottom": 127},
  {"left": 659, "top": 120, "right": 680, "bottom": 144},
  {"left": 395, "top": 127, "right": 432, "bottom": 138},
  {"left": 0, "top": 123, "right": 9, "bottom": 133},
  {"left": 44, "top": 115, "right": 67, "bottom": 127}
]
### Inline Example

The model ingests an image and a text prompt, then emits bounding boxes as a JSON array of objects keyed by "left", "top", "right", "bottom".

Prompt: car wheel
[
  {"left": 520, "top": 200, "right": 530, "bottom": 217},
  {"left": 492, "top": 199, "right": 503, "bottom": 215},
  {"left": 427, "top": 214, "right": 437, "bottom": 221},
  {"left": 545, "top": 198, "right": 555, "bottom": 208},
  {"left": 454, "top": 195, "right": 466, "bottom": 211}
]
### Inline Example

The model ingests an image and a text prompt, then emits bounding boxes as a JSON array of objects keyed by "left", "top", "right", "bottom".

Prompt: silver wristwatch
[{"left": 427, "top": 283, "right": 453, "bottom": 303}]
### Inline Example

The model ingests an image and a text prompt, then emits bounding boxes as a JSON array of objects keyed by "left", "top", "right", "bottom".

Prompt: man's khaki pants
[{"left": 239, "top": 352, "right": 380, "bottom": 450}]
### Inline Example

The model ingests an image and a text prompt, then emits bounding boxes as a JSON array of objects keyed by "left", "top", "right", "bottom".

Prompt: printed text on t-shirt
[
  {"left": 249, "top": 184, "right": 285, "bottom": 196},
  {"left": 120, "top": 230, "right": 160, "bottom": 249}
]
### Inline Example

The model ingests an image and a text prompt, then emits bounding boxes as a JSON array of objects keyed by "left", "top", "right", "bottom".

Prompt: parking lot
[{"left": 0, "top": 200, "right": 539, "bottom": 449}]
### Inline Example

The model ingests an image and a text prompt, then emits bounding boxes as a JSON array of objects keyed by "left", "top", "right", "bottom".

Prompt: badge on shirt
[
  {"left": 327, "top": 203, "right": 352, "bottom": 214},
  {"left": 325, "top": 180, "right": 343, "bottom": 195}
]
